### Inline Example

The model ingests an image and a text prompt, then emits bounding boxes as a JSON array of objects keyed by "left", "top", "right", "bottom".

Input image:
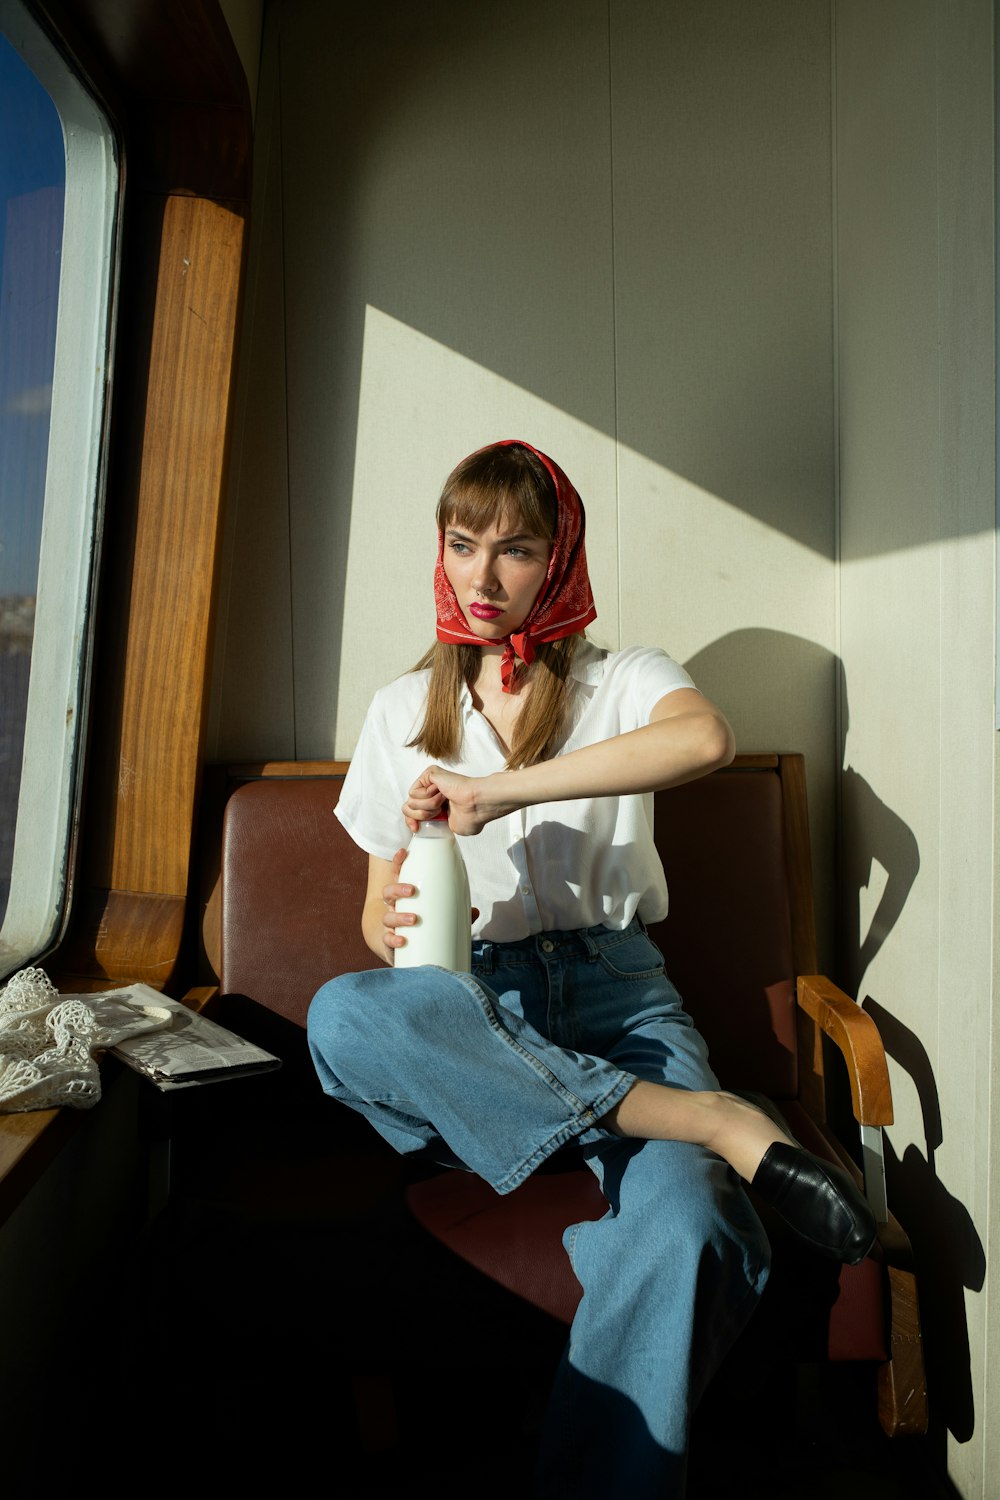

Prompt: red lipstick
[{"left": 469, "top": 603, "right": 504, "bottom": 620}]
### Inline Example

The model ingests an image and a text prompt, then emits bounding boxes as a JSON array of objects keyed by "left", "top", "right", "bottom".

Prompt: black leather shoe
[{"left": 751, "top": 1142, "right": 877, "bottom": 1265}]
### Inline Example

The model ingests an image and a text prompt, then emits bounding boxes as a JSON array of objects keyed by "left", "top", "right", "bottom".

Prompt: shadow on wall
[
  {"left": 834, "top": 662, "right": 921, "bottom": 1004},
  {"left": 831, "top": 658, "right": 984, "bottom": 1452},
  {"left": 863, "top": 998, "right": 985, "bottom": 1452},
  {"left": 684, "top": 627, "right": 921, "bottom": 985},
  {"left": 683, "top": 627, "right": 835, "bottom": 771},
  {"left": 683, "top": 628, "right": 983, "bottom": 1448}
]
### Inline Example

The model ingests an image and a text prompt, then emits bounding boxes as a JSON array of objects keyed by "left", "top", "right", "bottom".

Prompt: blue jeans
[{"left": 307, "top": 919, "right": 770, "bottom": 1496}]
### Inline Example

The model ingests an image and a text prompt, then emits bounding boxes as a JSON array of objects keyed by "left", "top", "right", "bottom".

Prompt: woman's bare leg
[
  {"left": 604, "top": 1081, "right": 794, "bottom": 1183},
  {"left": 604, "top": 1080, "right": 877, "bottom": 1265}
]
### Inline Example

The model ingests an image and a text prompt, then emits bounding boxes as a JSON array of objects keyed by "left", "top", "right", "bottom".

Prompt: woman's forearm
[
  {"left": 402, "top": 693, "right": 736, "bottom": 835},
  {"left": 483, "top": 707, "right": 733, "bottom": 817},
  {"left": 362, "top": 896, "right": 391, "bottom": 962}
]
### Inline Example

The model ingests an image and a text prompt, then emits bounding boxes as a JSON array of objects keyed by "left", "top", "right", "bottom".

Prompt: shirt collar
[
  {"left": 458, "top": 637, "right": 607, "bottom": 708},
  {"left": 567, "top": 637, "right": 607, "bottom": 687},
  {"left": 459, "top": 638, "right": 606, "bottom": 714}
]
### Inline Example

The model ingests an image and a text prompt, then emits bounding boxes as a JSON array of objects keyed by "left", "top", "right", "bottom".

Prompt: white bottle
[{"left": 394, "top": 815, "right": 472, "bottom": 971}]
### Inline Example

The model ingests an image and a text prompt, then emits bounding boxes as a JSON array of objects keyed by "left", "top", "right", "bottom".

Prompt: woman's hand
[
  {"left": 361, "top": 848, "right": 416, "bottom": 963},
  {"left": 403, "top": 765, "right": 517, "bottom": 836},
  {"left": 362, "top": 846, "right": 480, "bottom": 963}
]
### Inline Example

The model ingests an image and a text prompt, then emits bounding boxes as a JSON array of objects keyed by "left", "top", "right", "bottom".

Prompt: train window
[{"left": 0, "top": 1, "right": 118, "bottom": 978}]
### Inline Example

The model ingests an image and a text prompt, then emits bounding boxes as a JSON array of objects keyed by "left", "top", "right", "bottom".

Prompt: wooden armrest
[
  {"left": 181, "top": 985, "right": 220, "bottom": 1014},
  {"left": 0, "top": 1108, "right": 81, "bottom": 1228},
  {"left": 797, "top": 974, "right": 893, "bottom": 1128}
]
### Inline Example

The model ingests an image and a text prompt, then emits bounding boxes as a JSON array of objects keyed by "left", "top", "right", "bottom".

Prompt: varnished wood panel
[
  {"left": 877, "top": 1261, "right": 929, "bottom": 1435},
  {"left": 55, "top": 194, "right": 246, "bottom": 988},
  {"left": 55, "top": 888, "right": 187, "bottom": 986},
  {"left": 110, "top": 196, "right": 244, "bottom": 896},
  {"left": 227, "top": 760, "right": 353, "bottom": 778}
]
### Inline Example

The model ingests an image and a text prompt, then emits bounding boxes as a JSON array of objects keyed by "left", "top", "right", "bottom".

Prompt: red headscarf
[{"left": 433, "top": 440, "right": 598, "bottom": 691}]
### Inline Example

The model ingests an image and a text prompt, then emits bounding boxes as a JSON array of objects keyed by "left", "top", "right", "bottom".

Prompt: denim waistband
[{"left": 472, "top": 915, "right": 647, "bottom": 974}]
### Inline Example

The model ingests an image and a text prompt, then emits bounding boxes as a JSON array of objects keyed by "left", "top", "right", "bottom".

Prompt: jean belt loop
[
  {"left": 479, "top": 940, "right": 495, "bottom": 975},
  {"left": 580, "top": 929, "right": 601, "bottom": 963}
]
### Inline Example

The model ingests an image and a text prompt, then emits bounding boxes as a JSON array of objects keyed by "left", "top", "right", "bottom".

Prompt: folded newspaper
[{"left": 107, "top": 983, "right": 281, "bottom": 1091}]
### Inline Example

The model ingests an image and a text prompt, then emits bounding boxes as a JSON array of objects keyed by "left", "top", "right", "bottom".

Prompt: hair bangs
[{"left": 436, "top": 442, "right": 557, "bottom": 541}]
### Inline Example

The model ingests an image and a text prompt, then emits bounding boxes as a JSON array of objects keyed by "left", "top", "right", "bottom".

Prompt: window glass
[
  {"left": 0, "top": 30, "right": 64, "bottom": 926},
  {"left": 0, "top": 1, "right": 118, "bottom": 976}
]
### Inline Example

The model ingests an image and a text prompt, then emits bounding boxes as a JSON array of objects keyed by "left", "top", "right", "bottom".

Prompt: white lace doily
[{"left": 0, "top": 966, "right": 172, "bottom": 1112}]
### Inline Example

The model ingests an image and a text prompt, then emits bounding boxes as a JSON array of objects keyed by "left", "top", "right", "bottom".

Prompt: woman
[{"left": 307, "top": 440, "right": 874, "bottom": 1496}]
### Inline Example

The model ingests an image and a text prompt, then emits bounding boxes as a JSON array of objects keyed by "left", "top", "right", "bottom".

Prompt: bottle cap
[{"left": 414, "top": 807, "right": 450, "bottom": 834}]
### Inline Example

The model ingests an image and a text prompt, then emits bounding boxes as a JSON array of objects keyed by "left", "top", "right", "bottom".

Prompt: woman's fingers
[
  {"left": 382, "top": 851, "right": 415, "bottom": 948},
  {"left": 403, "top": 765, "right": 495, "bottom": 835},
  {"left": 382, "top": 911, "right": 415, "bottom": 948},
  {"left": 403, "top": 786, "right": 447, "bottom": 831},
  {"left": 404, "top": 765, "right": 478, "bottom": 830}
]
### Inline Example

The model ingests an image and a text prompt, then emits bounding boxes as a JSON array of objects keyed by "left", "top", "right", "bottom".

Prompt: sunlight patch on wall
[
  {"left": 615, "top": 444, "right": 834, "bottom": 667},
  {"left": 334, "top": 305, "right": 836, "bottom": 754}
]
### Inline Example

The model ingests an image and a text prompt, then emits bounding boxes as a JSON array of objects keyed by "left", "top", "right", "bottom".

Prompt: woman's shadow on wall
[{"left": 685, "top": 629, "right": 984, "bottom": 1453}]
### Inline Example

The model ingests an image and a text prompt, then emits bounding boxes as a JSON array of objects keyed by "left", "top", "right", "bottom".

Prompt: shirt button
[
  {"left": 520, "top": 885, "right": 530, "bottom": 895},
  {"left": 540, "top": 939, "right": 555, "bottom": 953}
]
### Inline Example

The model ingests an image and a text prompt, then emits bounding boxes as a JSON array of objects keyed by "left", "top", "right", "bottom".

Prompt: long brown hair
[{"left": 409, "top": 444, "right": 584, "bottom": 769}]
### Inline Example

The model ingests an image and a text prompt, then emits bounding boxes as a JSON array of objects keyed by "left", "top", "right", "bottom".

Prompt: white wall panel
[
  {"left": 276, "top": 0, "right": 616, "bottom": 755},
  {"left": 611, "top": 0, "right": 837, "bottom": 953},
  {"left": 836, "top": 2, "right": 996, "bottom": 1489}
]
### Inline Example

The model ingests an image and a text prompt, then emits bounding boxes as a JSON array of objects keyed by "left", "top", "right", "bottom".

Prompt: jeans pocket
[{"left": 596, "top": 932, "right": 667, "bottom": 981}]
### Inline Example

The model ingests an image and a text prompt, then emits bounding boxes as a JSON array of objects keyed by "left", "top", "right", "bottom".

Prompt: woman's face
[{"left": 442, "top": 514, "right": 551, "bottom": 642}]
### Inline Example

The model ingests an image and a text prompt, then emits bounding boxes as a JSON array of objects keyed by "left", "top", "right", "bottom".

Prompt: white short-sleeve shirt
[{"left": 335, "top": 640, "right": 696, "bottom": 942}]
